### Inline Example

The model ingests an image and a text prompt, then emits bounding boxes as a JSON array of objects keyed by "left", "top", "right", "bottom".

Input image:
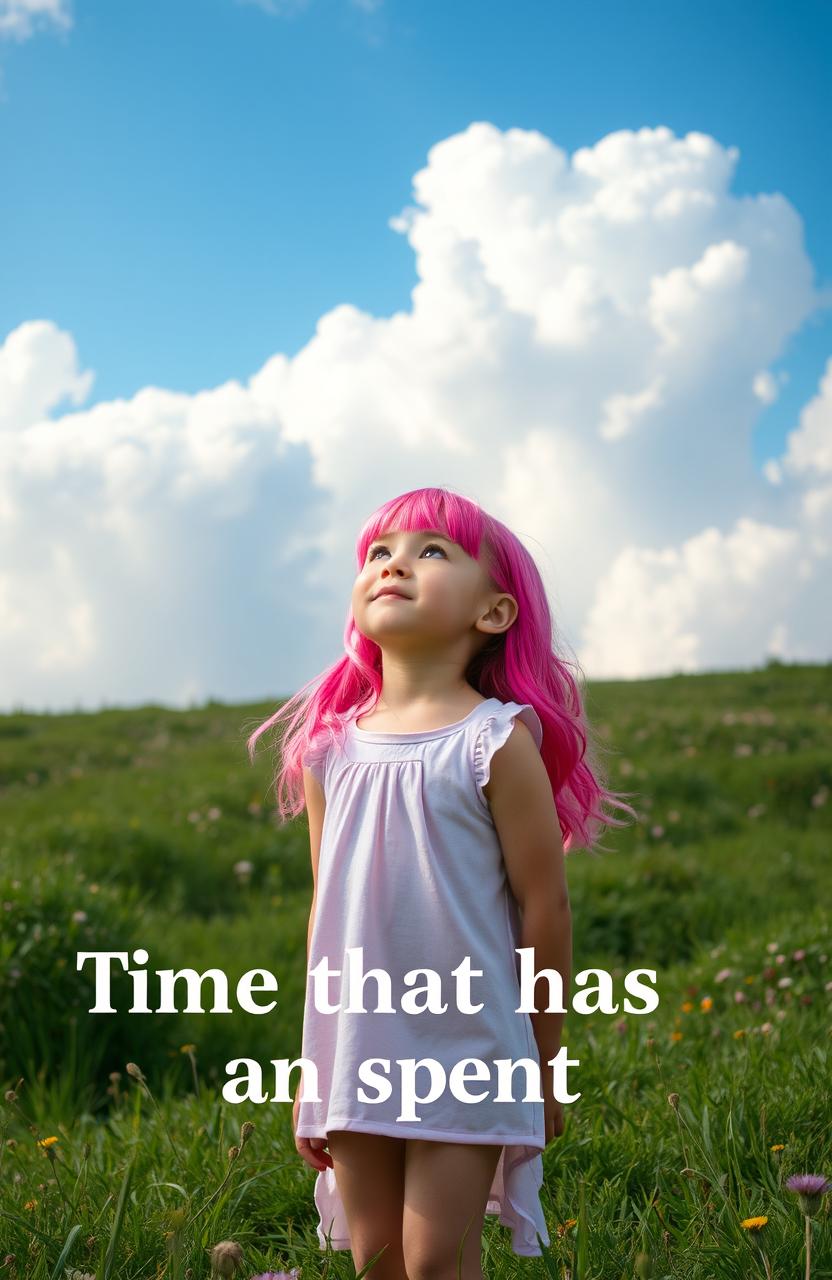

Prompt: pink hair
[{"left": 247, "top": 486, "right": 638, "bottom": 853}]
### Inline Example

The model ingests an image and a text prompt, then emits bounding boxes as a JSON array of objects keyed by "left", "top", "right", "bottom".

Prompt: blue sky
[
  {"left": 1, "top": 0, "right": 830, "bottom": 711},
  {"left": 2, "top": 0, "right": 830, "bottom": 468}
]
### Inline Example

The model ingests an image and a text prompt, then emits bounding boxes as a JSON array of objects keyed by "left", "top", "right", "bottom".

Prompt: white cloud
[
  {"left": 1, "top": 122, "right": 830, "bottom": 709},
  {"left": 0, "top": 0, "right": 71, "bottom": 41}
]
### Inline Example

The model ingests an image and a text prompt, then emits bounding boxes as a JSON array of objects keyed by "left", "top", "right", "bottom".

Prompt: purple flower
[
  {"left": 250, "top": 1271, "right": 300, "bottom": 1280},
  {"left": 786, "top": 1174, "right": 832, "bottom": 1215}
]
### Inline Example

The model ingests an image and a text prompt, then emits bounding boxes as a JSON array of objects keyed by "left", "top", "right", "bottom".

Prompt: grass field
[{"left": 0, "top": 661, "right": 830, "bottom": 1279}]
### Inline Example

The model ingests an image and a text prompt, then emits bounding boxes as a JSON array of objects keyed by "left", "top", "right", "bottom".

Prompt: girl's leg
[
  {"left": 402, "top": 1140, "right": 503, "bottom": 1280},
  {"left": 327, "top": 1129, "right": 408, "bottom": 1280}
]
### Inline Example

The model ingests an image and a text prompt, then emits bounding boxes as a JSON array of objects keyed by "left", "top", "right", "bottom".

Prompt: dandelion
[
  {"left": 209, "top": 1240, "right": 244, "bottom": 1278},
  {"left": 23, "top": 1199, "right": 37, "bottom": 1210},
  {"left": 681, "top": 1001, "right": 694, "bottom": 1013},
  {"left": 741, "top": 1216, "right": 769, "bottom": 1230},
  {"left": 770, "top": 1144, "right": 785, "bottom": 1153},
  {"left": 700, "top": 996, "right": 713, "bottom": 1012},
  {"left": 37, "top": 1136, "right": 58, "bottom": 1149}
]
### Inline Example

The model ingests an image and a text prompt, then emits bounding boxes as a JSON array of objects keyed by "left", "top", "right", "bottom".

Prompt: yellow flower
[
  {"left": 37, "top": 1136, "right": 58, "bottom": 1148},
  {"left": 770, "top": 1143, "right": 785, "bottom": 1152},
  {"left": 733, "top": 1029, "right": 746, "bottom": 1039},
  {"left": 556, "top": 1218, "right": 577, "bottom": 1237},
  {"left": 741, "top": 1215, "right": 768, "bottom": 1231},
  {"left": 700, "top": 996, "right": 713, "bottom": 1012},
  {"left": 24, "top": 1198, "right": 38, "bottom": 1210},
  {"left": 744, "top": 975, "right": 755, "bottom": 984},
  {"left": 681, "top": 1001, "right": 694, "bottom": 1013},
  {"left": 670, "top": 1030, "right": 683, "bottom": 1042},
  {"left": 180, "top": 1044, "right": 197, "bottom": 1054}
]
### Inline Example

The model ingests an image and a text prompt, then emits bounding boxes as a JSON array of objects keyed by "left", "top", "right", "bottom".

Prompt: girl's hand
[
  {"left": 292, "top": 1088, "right": 334, "bottom": 1172},
  {"left": 540, "top": 1064, "right": 566, "bottom": 1145},
  {"left": 544, "top": 1094, "right": 565, "bottom": 1145}
]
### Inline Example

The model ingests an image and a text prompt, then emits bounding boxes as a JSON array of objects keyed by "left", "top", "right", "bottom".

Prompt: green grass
[{"left": 0, "top": 663, "right": 830, "bottom": 1278}]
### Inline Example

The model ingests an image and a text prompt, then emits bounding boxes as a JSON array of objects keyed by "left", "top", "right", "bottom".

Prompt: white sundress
[{"left": 297, "top": 697, "right": 551, "bottom": 1257}]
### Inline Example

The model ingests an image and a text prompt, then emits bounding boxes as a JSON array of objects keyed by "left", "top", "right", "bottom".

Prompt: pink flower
[
  {"left": 785, "top": 1174, "right": 832, "bottom": 1216},
  {"left": 714, "top": 968, "right": 732, "bottom": 983}
]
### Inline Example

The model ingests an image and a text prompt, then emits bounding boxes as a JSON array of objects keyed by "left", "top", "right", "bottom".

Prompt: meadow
[{"left": 0, "top": 661, "right": 830, "bottom": 1280}]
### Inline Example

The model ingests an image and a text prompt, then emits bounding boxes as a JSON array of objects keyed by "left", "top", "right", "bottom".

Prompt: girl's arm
[
  {"left": 302, "top": 765, "right": 326, "bottom": 963},
  {"left": 483, "top": 722, "right": 572, "bottom": 1067}
]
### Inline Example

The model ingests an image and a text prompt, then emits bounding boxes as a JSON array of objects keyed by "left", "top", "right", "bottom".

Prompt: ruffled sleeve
[
  {"left": 474, "top": 701, "right": 543, "bottom": 809},
  {"left": 302, "top": 735, "right": 330, "bottom": 790}
]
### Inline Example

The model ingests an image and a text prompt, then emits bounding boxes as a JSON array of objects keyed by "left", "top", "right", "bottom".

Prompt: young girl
[{"left": 249, "top": 486, "right": 636, "bottom": 1279}]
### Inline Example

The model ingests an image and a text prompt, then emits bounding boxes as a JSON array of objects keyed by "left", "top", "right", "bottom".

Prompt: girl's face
[{"left": 352, "top": 526, "right": 512, "bottom": 653}]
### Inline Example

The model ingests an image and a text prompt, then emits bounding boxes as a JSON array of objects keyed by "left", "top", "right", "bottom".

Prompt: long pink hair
[{"left": 247, "top": 486, "right": 639, "bottom": 853}]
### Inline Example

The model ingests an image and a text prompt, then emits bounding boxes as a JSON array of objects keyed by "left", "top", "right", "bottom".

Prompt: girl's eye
[{"left": 368, "top": 542, "right": 447, "bottom": 561}]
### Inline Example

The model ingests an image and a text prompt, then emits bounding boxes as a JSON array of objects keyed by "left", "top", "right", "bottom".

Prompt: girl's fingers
[{"left": 296, "top": 1136, "right": 334, "bottom": 1171}]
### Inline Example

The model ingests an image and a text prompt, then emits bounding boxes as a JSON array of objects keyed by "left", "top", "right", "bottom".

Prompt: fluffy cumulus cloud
[
  {"left": 1, "top": 122, "right": 830, "bottom": 710},
  {"left": 0, "top": 0, "right": 71, "bottom": 41}
]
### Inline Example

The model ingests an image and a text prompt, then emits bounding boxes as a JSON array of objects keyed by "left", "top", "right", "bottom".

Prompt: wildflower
[
  {"left": 777, "top": 977, "right": 793, "bottom": 988},
  {"left": 744, "top": 975, "right": 755, "bottom": 984},
  {"left": 250, "top": 1272, "right": 300, "bottom": 1280},
  {"left": 775, "top": 954, "right": 786, "bottom": 965},
  {"left": 733, "top": 1029, "right": 746, "bottom": 1039},
  {"left": 23, "top": 1199, "right": 37, "bottom": 1210},
  {"left": 180, "top": 1043, "right": 197, "bottom": 1054},
  {"left": 233, "top": 859, "right": 253, "bottom": 880},
  {"left": 770, "top": 1144, "right": 785, "bottom": 1153},
  {"left": 670, "top": 1031, "right": 683, "bottom": 1042},
  {"left": 700, "top": 996, "right": 713, "bottom": 1012},
  {"left": 785, "top": 1174, "right": 832, "bottom": 1216},
  {"left": 37, "top": 1136, "right": 58, "bottom": 1148},
  {"left": 714, "top": 968, "right": 732, "bottom": 983},
  {"left": 734, "top": 990, "right": 747, "bottom": 1003},
  {"left": 741, "top": 1216, "right": 768, "bottom": 1230},
  {"left": 766, "top": 942, "right": 778, "bottom": 954},
  {"left": 65, "top": 1271, "right": 96, "bottom": 1280},
  {"left": 208, "top": 806, "right": 222, "bottom": 821},
  {"left": 792, "top": 949, "right": 806, "bottom": 962},
  {"left": 209, "top": 1240, "right": 244, "bottom": 1278},
  {"left": 556, "top": 1218, "right": 577, "bottom": 1238},
  {"left": 72, "top": 910, "right": 88, "bottom": 924},
  {"left": 680, "top": 1001, "right": 694, "bottom": 1013}
]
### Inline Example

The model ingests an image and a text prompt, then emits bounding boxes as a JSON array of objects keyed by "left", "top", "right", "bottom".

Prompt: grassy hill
[{"left": 0, "top": 661, "right": 830, "bottom": 1279}]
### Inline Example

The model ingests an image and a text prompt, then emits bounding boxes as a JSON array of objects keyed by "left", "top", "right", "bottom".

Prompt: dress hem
[{"left": 297, "top": 1117, "right": 543, "bottom": 1145}]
